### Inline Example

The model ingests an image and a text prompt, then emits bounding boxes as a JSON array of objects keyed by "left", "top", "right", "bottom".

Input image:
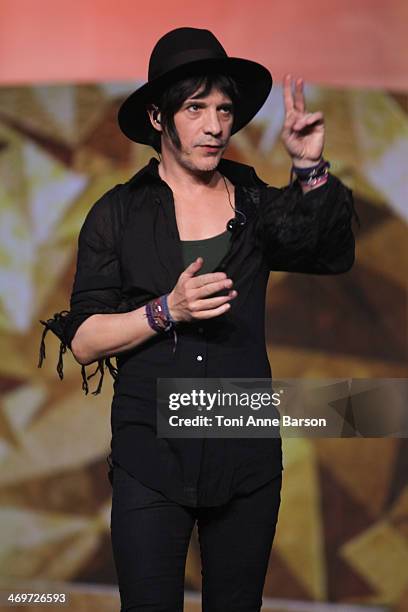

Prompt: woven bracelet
[
  {"left": 290, "top": 158, "right": 330, "bottom": 185},
  {"left": 145, "top": 295, "right": 178, "bottom": 353}
]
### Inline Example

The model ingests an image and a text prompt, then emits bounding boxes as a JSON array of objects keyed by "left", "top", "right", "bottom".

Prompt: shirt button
[
  {"left": 196, "top": 355, "right": 203, "bottom": 361},
  {"left": 198, "top": 327, "right": 204, "bottom": 334}
]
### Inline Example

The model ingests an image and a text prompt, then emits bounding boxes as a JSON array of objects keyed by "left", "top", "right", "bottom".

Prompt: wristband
[
  {"left": 290, "top": 158, "right": 330, "bottom": 186},
  {"left": 145, "top": 295, "right": 178, "bottom": 353}
]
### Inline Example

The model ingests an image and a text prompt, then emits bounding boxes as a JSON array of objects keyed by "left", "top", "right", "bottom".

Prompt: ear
[{"left": 147, "top": 105, "right": 162, "bottom": 133}]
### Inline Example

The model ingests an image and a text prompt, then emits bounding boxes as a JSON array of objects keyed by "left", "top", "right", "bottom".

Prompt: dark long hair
[{"left": 147, "top": 73, "right": 240, "bottom": 153}]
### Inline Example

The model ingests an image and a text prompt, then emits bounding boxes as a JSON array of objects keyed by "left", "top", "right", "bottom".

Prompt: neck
[{"left": 158, "top": 150, "right": 222, "bottom": 193}]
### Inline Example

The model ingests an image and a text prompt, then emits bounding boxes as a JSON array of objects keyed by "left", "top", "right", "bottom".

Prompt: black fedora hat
[{"left": 118, "top": 27, "right": 272, "bottom": 145}]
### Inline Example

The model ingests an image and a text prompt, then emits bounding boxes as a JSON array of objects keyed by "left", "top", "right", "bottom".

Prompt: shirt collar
[{"left": 127, "top": 156, "right": 267, "bottom": 189}]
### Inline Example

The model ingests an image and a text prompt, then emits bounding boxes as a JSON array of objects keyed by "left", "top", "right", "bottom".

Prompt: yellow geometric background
[{"left": 0, "top": 83, "right": 406, "bottom": 610}]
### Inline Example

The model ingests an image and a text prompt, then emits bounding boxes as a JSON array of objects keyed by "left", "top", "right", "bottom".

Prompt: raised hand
[{"left": 280, "top": 74, "right": 325, "bottom": 167}]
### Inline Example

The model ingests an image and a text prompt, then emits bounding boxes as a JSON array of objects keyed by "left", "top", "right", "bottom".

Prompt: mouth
[{"left": 199, "top": 145, "right": 223, "bottom": 153}]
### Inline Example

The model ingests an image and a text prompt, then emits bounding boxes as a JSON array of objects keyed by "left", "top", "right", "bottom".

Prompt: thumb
[{"left": 183, "top": 257, "right": 204, "bottom": 277}]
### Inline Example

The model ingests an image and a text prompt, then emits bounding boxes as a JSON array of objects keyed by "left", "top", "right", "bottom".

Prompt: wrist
[
  {"left": 165, "top": 293, "right": 181, "bottom": 323},
  {"left": 291, "top": 156, "right": 323, "bottom": 169}
]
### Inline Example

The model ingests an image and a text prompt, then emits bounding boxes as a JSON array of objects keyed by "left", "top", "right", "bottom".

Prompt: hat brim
[{"left": 117, "top": 57, "right": 272, "bottom": 145}]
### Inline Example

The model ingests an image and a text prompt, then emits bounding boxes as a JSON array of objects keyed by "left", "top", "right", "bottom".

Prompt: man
[{"left": 38, "top": 27, "right": 356, "bottom": 612}]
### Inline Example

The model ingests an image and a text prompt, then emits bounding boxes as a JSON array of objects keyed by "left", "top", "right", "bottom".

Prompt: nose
[{"left": 203, "top": 108, "right": 222, "bottom": 137}]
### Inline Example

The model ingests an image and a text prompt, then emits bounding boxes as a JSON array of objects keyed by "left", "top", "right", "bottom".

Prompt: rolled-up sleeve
[
  {"left": 256, "top": 174, "right": 359, "bottom": 274},
  {"left": 38, "top": 185, "right": 126, "bottom": 394},
  {"left": 65, "top": 186, "right": 124, "bottom": 347}
]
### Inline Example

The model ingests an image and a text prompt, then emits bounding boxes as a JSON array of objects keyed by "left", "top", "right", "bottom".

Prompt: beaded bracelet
[
  {"left": 290, "top": 158, "right": 330, "bottom": 188},
  {"left": 145, "top": 294, "right": 178, "bottom": 353},
  {"left": 302, "top": 173, "right": 329, "bottom": 189}
]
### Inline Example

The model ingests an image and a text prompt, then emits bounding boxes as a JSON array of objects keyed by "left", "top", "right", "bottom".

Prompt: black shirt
[{"left": 38, "top": 156, "right": 357, "bottom": 507}]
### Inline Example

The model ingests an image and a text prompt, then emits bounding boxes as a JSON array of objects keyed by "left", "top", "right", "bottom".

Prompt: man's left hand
[{"left": 281, "top": 73, "right": 325, "bottom": 168}]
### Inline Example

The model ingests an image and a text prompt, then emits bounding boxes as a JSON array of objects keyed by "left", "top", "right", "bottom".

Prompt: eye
[
  {"left": 187, "top": 104, "right": 200, "bottom": 112},
  {"left": 219, "top": 106, "right": 233, "bottom": 115}
]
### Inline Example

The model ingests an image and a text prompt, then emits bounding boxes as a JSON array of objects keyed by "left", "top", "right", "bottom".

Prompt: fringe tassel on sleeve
[{"left": 38, "top": 311, "right": 118, "bottom": 396}]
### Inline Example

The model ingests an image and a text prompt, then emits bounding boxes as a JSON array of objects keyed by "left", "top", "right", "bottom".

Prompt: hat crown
[{"left": 148, "top": 27, "right": 228, "bottom": 81}]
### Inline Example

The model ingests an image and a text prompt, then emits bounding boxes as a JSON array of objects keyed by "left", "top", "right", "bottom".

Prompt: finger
[
  {"left": 305, "top": 110, "right": 324, "bottom": 124},
  {"left": 293, "top": 111, "right": 324, "bottom": 130},
  {"left": 193, "top": 278, "right": 233, "bottom": 298},
  {"left": 192, "top": 291, "right": 237, "bottom": 311},
  {"left": 294, "top": 77, "right": 305, "bottom": 113},
  {"left": 194, "top": 302, "right": 232, "bottom": 319},
  {"left": 189, "top": 271, "right": 228, "bottom": 287},
  {"left": 282, "top": 110, "right": 301, "bottom": 131},
  {"left": 182, "top": 257, "right": 204, "bottom": 278},
  {"left": 283, "top": 73, "right": 294, "bottom": 113}
]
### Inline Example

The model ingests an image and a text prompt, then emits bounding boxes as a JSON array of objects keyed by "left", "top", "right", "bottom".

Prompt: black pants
[{"left": 110, "top": 464, "right": 282, "bottom": 612}]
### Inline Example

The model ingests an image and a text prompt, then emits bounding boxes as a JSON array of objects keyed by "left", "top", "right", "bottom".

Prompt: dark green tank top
[{"left": 180, "top": 230, "right": 231, "bottom": 274}]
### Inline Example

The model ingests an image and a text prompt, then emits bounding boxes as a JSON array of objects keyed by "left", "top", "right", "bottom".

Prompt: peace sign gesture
[{"left": 280, "top": 74, "right": 325, "bottom": 167}]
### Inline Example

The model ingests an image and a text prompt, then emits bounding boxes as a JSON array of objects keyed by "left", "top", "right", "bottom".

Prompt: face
[{"left": 162, "top": 86, "right": 234, "bottom": 173}]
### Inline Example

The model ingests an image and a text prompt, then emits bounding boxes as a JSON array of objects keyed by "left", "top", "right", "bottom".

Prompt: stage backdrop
[
  {"left": 0, "top": 0, "right": 407, "bottom": 90},
  {"left": 0, "top": 3, "right": 407, "bottom": 611}
]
